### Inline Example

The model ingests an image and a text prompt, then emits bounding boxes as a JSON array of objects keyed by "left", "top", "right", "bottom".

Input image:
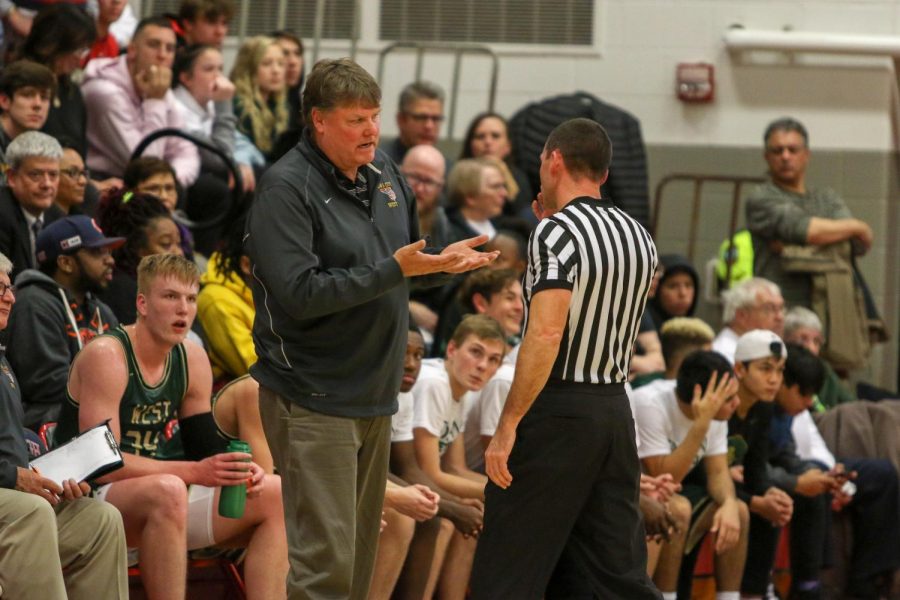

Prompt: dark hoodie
[
  {"left": 647, "top": 253, "right": 700, "bottom": 330},
  {"left": 6, "top": 269, "right": 117, "bottom": 429}
]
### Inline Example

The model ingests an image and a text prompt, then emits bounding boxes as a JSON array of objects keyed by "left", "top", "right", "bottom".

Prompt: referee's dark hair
[
  {"left": 675, "top": 350, "right": 735, "bottom": 404},
  {"left": 783, "top": 343, "right": 825, "bottom": 396},
  {"left": 544, "top": 118, "right": 612, "bottom": 182}
]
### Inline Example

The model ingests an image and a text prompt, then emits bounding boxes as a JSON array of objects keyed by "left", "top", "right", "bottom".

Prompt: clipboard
[{"left": 29, "top": 420, "right": 124, "bottom": 486}]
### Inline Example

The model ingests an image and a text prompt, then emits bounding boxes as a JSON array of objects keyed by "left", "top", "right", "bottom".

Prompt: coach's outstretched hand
[{"left": 440, "top": 235, "right": 500, "bottom": 274}]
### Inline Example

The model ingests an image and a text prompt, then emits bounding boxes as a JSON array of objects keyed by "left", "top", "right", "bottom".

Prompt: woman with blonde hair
[{"left": 230, "top": 35, "right": 288, "bottom": 164}]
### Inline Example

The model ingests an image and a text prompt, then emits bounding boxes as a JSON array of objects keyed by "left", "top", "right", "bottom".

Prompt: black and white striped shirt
[{"left": 524, "top": 197, "right": 658, "bottom": 384}]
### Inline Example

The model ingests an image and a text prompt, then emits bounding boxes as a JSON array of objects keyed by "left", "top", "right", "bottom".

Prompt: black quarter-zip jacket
[{"left": 246, "top": 131, "right": 429, "bottom": 418}]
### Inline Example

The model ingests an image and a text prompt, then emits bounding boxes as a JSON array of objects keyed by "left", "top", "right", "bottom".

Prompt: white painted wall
[{"left": 286, "top": 0, "right": 900, "bottom": 151}]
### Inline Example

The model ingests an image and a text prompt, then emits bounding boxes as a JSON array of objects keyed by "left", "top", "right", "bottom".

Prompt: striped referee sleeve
[{"left": 528, "top": 218, "right": 578, "bottom": 293}]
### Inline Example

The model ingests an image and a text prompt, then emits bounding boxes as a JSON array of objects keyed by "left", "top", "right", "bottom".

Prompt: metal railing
[
  {"left": 652, "top": 173, "right": 765, "bottom": 289},
  {"left": 377, "top": 42, "right": 499, "bottom": 139}
]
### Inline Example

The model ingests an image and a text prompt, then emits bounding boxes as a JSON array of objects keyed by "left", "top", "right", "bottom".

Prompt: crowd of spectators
[{"left": 0, "top": 1, "right": 897, "bottom": 599}]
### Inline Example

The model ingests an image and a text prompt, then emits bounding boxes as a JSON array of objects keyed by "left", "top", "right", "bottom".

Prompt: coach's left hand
[
  {"left": 485, "top": 423, "right": 516, "bottom": 489},
  {"left": 440, "top": 235, "right": 500, "bottom": 274}
]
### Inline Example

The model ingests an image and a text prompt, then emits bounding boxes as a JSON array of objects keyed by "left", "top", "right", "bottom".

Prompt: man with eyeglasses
[
  {"left": 712, "top": 277, "right": 785, "bottom": 364},
  {"left": 0, "top": 131, "right": 63, "bottom": 282},
  {"left": 381, "top": 81, "right": 450, "bottom": 167},
  {"left": 403, "top": 144, "right": 452, "bottom": 338},
  {"left": 5, "top": 215, "right": 122, "bottom": 430},
  {"left": 0, "top": 60, "right": 56, "bottom": 186},
  {"left": 746, "top": 117, "right": 874, "bottom": 309}
]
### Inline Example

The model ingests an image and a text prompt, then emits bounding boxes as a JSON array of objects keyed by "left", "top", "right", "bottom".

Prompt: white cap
[{"left": 734, "top": 329, "right": 787, "bottom": 363}]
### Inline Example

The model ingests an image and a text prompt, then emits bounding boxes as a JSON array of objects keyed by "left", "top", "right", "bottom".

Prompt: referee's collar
[{"left": 566, "top": 196, "right": 615, "bottom": 210}]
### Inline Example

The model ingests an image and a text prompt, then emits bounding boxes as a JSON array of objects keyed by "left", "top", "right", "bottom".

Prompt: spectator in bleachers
[
  {"left": 712, "top": 277, "right": 784, "bottom": 362},
  {"left": 85, "top": 0, "right": 126, "bottom": 64},
  {"left": 56, "top": 253, "right": 288, "bottom": 600},
  {"left": 172, "top": 42, "right": 244, "bottom": 251},
  {"left": 122, "top": 156, "right": 194, "bottom": 259},
  {"left": 403, "top": 144, "right": 450, "bottom": 338},
  {"left": 267, "top": 30, "right": 305, "bottom": 160},
  {"left": 403, "top": 144, "right": 449, "bottom": 246},
  {"left": 53, "top": 137, "right": 89, "bottom": 215},
  {"left": 96, "top": 189, "right": 183, "bottom": 325},
  {"left": 82, "top": 16, "right": 200, "bottom": 188},
  {"left": 747, "top": 117, "right": 874, "bottom": 310},
  {"left": 634, "top": 346, "right": 747, "bottom": 600},
  {"left": 381, "top": 81, "right": 447, "bottom": 165},
  {"left": 197, "top": 211, "right": 255, "bottom": 384},
  {"left": 273, "top": 30, "right": 303, "bottom": 126},
  {"left": 0, "top": 59, "right": 55, "bottom": 174},
  {"left": 727, "top": 330, "right": 795, "bottom": 598},
  {"left": 483, "top": 228, "right": 527, "bottom": 277},
  {"left": 0, "top": 131, "right": 62, "bottom": 281},
  {"left": 776, "top": 344, "right": 900, "bottom": 599},
  {"left": 230, "top": 35, "right": 288, "bottom": 166},
  {"left": 0, "top": 250, "right": 129, "bottom": 600},
  {"left": 783, "top": 306, "right": 854, "bottom": 410},
  {"left": 173, "top": 0, "right": 233, "bottom": 49},
  {"left": 6, "top": 215, "right": 121, "bottom": 429},
  {"left": 412, "top": 314, "right": 505, "bottom": 599},
  {"left": 460, "top": 111, "right": 535, "bottom": 223},
  {"left": 445, "top": 157, "right": 508, "bottom": 243},
  {"left": 20, "top": 5, "right": 93, "bottom": 149},
  {"left": 646, "top": 253, "right": 699, "bottom": 330}
]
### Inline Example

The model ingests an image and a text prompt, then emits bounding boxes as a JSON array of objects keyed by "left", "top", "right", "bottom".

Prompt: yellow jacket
[{"left": 198, "top": 253, "right": 256, "bottom": 381}]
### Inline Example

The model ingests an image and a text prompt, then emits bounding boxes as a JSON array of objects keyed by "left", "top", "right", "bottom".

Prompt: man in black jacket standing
[{"left": 245, "top": 58, "right": 496, "bottom": 599}]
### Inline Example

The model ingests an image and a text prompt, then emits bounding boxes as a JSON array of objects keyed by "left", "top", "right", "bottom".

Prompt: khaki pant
[
  {"left": 0, "top": 488, "right": 128, "bottom": 600},
  {"left": 259, "top": 387, "right": 391, "bottom": 600}
]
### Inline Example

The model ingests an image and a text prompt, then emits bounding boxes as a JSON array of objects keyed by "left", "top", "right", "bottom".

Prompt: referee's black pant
[{"left": 469, "top": 380, "right": 661, "bottom": 600}]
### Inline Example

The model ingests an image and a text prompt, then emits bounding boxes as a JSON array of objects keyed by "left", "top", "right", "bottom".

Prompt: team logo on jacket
[
  {"left": 378, "top": 182, "right": 398, "bottom": 208},
  {"left": 0, "top": 362, "right": 16, "bottom": 389}
]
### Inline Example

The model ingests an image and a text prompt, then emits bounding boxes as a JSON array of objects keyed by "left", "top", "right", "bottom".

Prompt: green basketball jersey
[{"left": 57, "top": 325, "right": 188, "bottom": 460}]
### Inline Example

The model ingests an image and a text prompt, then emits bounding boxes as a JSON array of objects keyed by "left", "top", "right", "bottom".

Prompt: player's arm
[
  {"left": 704, "top": 453, "right": 741, "bottom": 553},
  {"left": 641, "top": 423, "right": 709, "bottom": 483},
  {"left": 179, "top": 339, "right": 215, "bottom": 418},
  {"left": 442, "top": 435, "right": 488, "bottom": 487},
  {"left": 413, "top": 428, "right": 485, "bottom": 500},
  {"left": 391, "top": 441, "right": 484, "bottom": 536},
  {"left": 704, "top": 453, "right": 738, "bottom": 506}
]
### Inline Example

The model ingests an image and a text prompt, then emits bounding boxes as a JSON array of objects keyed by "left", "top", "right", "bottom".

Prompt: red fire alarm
[{"left": 676, "top": 62, "right": 715, "bottom": 103}]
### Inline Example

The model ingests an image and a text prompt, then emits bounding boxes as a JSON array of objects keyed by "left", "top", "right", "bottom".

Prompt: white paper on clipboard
[{"left": 30, "top": 420, "right": 124, "bottom": 485}]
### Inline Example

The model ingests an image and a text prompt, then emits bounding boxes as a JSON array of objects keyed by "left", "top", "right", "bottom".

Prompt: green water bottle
[{"left": 218, "top": 439, "right": 251, "bottom": 519}]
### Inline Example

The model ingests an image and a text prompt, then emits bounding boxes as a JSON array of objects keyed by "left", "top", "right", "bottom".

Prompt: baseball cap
[
  {"left": 734, "top": 329, "right": 787, "bottom": 363},
  {"left": 36, "top": 216, "right": 125, "bottom": 265}
]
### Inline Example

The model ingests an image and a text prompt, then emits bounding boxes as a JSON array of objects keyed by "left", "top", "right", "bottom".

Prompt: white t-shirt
[
  {"left": 712, "top": 327, "right": 738, "bottom": 364},
  {"left": 791, "top": 409, "right": 836, "bottom": 469},
  {"left": 391, "top": 392, "right": 415, "bottom": 443},
  {"left": 412, "top": 359, "right": 468, "bottom": 456},
  {"left": 463, "top": 363, "right": 515, "bottom": 471},
  {"left": 632, "top": 379, "right": 728, "bottom": 468}
]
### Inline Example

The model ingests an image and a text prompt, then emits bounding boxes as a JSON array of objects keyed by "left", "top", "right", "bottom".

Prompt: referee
[{"left": 470, "top": 118, "right": 661, "bottom": 599}]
